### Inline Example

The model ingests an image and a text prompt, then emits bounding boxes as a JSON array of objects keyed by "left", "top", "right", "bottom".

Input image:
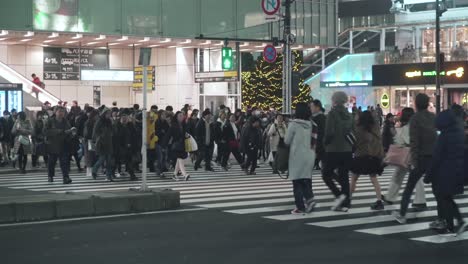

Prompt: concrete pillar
[
  {"left": 322, "top": 49, "right": 326, "bottom": 70},
  {"left": 380, "top": 28, "right": 386, "bottom": 51},
  {"left": 349, "top": 30, "right": 354, "bottom": 54}
]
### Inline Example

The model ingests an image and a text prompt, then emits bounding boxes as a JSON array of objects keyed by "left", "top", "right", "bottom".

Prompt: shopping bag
[
  {"left": 185, "top": 134, "right": 198, "bottom": 152},
  {"left": 383, "top": 144, "right": 410, "bottom": 169}
]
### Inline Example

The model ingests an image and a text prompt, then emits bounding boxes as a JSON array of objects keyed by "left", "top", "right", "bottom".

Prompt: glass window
[
  {"left": 200, "top": 0, "right": 235, "bottom": 38},
  {"left": 121, "top": 0, "right": 161, "bottom": 36}
]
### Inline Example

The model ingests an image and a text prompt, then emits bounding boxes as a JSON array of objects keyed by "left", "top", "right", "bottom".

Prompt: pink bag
[{"left": 384, "top": 144, "right": 410, "bottom": 169}]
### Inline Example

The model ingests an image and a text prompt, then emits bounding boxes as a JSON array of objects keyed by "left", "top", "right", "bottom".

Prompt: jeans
[
  {"left": 386, "top": 165, "right": 426, "bottom": 204},
  {"left": 399, "top": 156, "right": 432, "bottom": 216},
  {"left": 93, "top": 154, "right": 113, "bottom": 179},
  {"left": 322, "top": 152, "right": 352, "bottom": 207},
  {"left": 435, "top": 193, "right": 463, "bottom": 230},
  {"left": 155, "top": 144, "right": 167, "bottom": 173},
  {"left": 292, "top": 179, "right": 314, "bottom": 211},
  {"left": 48, "top": 153, "right": 70, "bottom": 179}
]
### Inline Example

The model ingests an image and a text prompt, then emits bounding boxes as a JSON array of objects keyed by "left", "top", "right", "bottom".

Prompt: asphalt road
[{"left": 1, "top": 208, "right": 467, "bottom": 264}]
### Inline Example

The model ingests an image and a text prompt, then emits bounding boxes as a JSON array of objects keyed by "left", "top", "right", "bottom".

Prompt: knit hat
[{"left": 331, "top": 91, "right": 348, "bottom": 105}]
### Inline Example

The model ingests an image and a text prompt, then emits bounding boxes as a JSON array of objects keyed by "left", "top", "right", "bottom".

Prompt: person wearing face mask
[{"left": 12, "top": 112, "right": 32, "bottom": 174}]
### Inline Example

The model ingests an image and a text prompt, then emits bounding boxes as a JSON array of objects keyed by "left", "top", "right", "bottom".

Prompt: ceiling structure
[{"left": 0, "top": 30, "right": 321, "bottom": 53}]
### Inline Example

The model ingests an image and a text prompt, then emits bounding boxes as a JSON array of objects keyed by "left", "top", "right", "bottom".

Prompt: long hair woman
[
  {"left": 285, "top": 103, "right": 316, "bottom": 215},
  {"left": 165, "top": 111, "right": 190, "bottom": 181},
  {"left": 350, "top": 110, "right": 385, "bottom": 210}
]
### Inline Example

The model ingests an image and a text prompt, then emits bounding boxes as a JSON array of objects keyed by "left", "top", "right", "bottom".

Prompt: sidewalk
[{"left": 0, "top": 186, "right": 180, "bottom": 224}]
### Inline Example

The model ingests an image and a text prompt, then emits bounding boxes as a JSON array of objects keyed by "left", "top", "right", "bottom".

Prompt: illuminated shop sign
[
  {"left": 380, "top": 93, "right": 390, "bottom": 109},
  {"left": 405, "top": 67, "right": 464, "bottom": 78},
  {"left": 372, "top": 61, "right": 468, "bottom": 86},
  {"left": 320, "top": 81, "right": 372, "bottom": 88}
]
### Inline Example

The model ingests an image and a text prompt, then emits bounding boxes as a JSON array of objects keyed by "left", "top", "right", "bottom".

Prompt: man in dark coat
[
  {"left": 194, "top": 109, "right": 215, "bottom": 171},
  {"left": 424, "top": 109, "right": 466, "bottom": 235},
  {"left": 241, "top": 117, "right": 262, "bottom": 175},
  {"left": 44, "top": 107, "right": 73, "bottom": 184},
  {"left": 92, "top": 107, "right": 114, "bottom": 181},
  {"left": 114, "top": 110, "right": 138, "bottom": 181},
  {"left": 311, "top": 100, "right": 326, "bottom": 170}
]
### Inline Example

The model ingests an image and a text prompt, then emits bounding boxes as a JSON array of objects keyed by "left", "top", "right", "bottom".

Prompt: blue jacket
[{"left": 426, "top": 110, "right": 465, "bottom": 195}]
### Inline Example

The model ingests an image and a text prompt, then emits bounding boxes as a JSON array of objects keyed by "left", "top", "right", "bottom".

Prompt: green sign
[
  {"left": 381, "top": 93, "right": 390, "bottom": 109},
  {"left": 222, "top": 47, "right": 233, "bottom": 70}
]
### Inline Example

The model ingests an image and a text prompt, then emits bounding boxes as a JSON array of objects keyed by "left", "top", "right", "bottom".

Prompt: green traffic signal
[{"left": 222, "top": 47, "right": 233, "bottom": 70}]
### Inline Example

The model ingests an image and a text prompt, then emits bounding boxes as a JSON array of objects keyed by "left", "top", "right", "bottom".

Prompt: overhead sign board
[
  {"left": 320, "top": 81, "right": 372, "bottom": 88},
  {"left": 372, "top": 61, "right": 468, "bottom": 86},
  {"left": 133, "top": 66, "right": 155, "bottom": 91},
  {"left": 195, "top": 71, "right": 238, "bottom": 83},
  {"left": 263, "top": 45, "right": 277, "bottom": 63},
  {"left": 262, "top": 0, "right": 281, "bottom": 21}
]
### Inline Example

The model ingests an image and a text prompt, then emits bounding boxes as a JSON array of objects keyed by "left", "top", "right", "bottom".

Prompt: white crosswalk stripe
[{"left": 0, "top": 164, "right": 467, "bottom": 244}]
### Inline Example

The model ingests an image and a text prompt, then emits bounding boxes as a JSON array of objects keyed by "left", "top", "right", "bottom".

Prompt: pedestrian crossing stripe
[{"left": 0, "top": 165, "right": 466, "bottom": 244}]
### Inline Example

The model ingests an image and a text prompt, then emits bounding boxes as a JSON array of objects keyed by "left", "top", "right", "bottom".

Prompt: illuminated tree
[{"left": 241, "top": 50, "right": 311, "bottom": 111}]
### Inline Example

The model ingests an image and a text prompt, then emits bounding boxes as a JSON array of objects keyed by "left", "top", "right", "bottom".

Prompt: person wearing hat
[
  {"left": 194, "top": 109, "right": 215, "bottom": 171},
  {"left": 322, "top": 91, "right": 354, "bottom": 212},
  {"left": 92, "top": 107, "right": 114, "bottom": 181},
  {"left": 44, "top": 106, "right": 73, "bottom": 184}
]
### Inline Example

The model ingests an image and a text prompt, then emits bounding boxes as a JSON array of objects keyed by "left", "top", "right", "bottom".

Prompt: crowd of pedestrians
[{"left": 0, "top": 91, "right": 466, "bottom": 236}]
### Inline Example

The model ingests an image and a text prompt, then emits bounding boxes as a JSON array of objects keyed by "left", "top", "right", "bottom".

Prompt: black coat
[
  {"left": 382, "top": 120, "right": 395, "bottom": 152},
  {"left": 92, "top": 116, "right": 113, "bottom": 155},
  {"left": 114, "top": 122, "right": 138, "bottom": 159},
  {"left": 241, "top": 125, "right": 262, "bottom": 151},
  {"left": 156, "top": 119, "right": 169, "bottom": 145},
  {"left": 312, "top": 113, "right": 326, "bottom": 158},
  {"left": 426, "top": 110, "right": 465, "bottom": 195},
  {"left": 222, "top": 121, "right": 238, "bottom": 142},
  {"left": 44, "top": 117, "right": 71, "bottom": 154},
  {"left": 195, "top": 118, "right": 215, "bottom": 146},
  {"left": 186, "top": 118, "right": 199, "bottom": 136},
  {"left": 164, "top": 121, "right": 187, "bottom": 159}
]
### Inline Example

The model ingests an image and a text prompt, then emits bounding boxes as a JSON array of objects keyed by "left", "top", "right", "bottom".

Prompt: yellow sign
[
  {"left": 381, "top": 93, "right": 390, "bottom": 109},
  {"left": 133, "top": 66, "right": 155, "bottom": 90}
]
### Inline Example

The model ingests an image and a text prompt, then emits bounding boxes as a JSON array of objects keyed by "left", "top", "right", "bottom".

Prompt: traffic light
[{"left": 222, "top": 47, "right": 233, "bottom": 70}]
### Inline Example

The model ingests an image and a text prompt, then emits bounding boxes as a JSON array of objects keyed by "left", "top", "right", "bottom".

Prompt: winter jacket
[
  {"left": 241, "top": 125, "right": 262, "bottom": 151},
  {"left": 12, "top": 119, "right": 33, "bottom": 154},
  {"left": 186, "top": 117, "right": 199, "bottom": 136},
  {"left": 114, "top": 121, "right": 138, "bottom": 159},
  {"left": 222, "top": 121, "right": 240, "bottom": 143},
  {"left": 354, "top": 125, "right": 384, "bottom": 158},
  {"left": 92, "top": 116, "right": 113, "bottom": 156},
  {"left": 195, "top": 118, "right": 215, "bottom": 146},
  {"left": 267, "top": 121, "right": 287, "bottom": 152},
  {"left": 409, "top": 109, "right": 437, "bottom": 167},
  {"left": 284, "top": 119, "right": 315, "bottom": 181},
  {"left": 324, "top": 105, "right": 354, "bottom": 153},
  {"left": 44, "top": 117, "right": 71, "bottom": 154},
  {"left": 214, "top": 118, "right": 227, "bottom": 144},
  {"left": 426, "top": 110, "right": 465, "bottom": 195},
  {"left": 164, "top": 121, "right": 187, "bottom": 159}
]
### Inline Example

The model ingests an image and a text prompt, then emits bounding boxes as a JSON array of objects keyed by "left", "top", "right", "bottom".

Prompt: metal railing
[
  {"left": 339, "top": 14, "right": 395, "bottom": 33},
  {"left": 375, "top": 46, "right": 468, "bottom": 64}
]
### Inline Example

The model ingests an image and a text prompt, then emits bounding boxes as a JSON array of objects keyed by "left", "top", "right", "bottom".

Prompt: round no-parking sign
[
  {"left": 263, "top": 44, "right": 277, "bottom": 63},
  {"left": 262, "top": 0, "right": 281, "bottom": 15}
]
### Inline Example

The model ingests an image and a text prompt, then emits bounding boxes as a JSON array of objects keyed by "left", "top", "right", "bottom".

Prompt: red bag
[{"left": 228, "top": 139, "right": 240, "bottom": 149}]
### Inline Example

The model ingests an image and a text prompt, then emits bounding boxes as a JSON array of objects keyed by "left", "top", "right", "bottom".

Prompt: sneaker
[
  {"left": 172, "top": 175, "right": 180, "bottom": 181},
  {"left": 115, "top": 172, "right": 121, "bottom": 178},
  {"left": 92, "top": 173, "right": 97, "bottom": 180},
  {"left": 305, "top": 199, "right": 317, "bottom": 213},
  {"left": 392, "top": 211, "right": 407, "bottom": 224},
  {"left": 412, "top": 203, "right": 428, "bottom": 211},
  {"left": 291, "top": 208, "right": 305, "bottom": 215},
  {"left": 370, "top": 200, "right": 385, "bottom": 211},
  {"left": 332, "top": 206, "right": 349, "bottom": 212},
  {"left": 381, "top": 195, "right": 394, "bottom": 205},
  {"left": 184, "top": 174, "right": 191, "bottom": 181},
  {"left": 429, "top": 219, "right": 447, "bottom": 230},
  {"left": 455, "top": 221, "right": 468, "bottom": 237},
  {"left": 48, "top": 177, "right": 54, "bottom": 183},
  {"left": 331, "top": 194, "right": 347, "bottom": 211},
  {"left": 63, "top": 177, "right": 72, "bottom": 184},
  {"left": 437, "top": 228, "right": 456, "bottom": 237}
]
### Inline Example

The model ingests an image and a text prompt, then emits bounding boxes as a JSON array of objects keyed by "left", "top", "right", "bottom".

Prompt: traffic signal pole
[{"left": 282, "top": 0, "right": 293, "bottom": 115}]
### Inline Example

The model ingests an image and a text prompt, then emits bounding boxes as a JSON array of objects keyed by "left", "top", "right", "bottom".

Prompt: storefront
[{"left": 372, "top": 60, "right": 468, "bottom": 113}]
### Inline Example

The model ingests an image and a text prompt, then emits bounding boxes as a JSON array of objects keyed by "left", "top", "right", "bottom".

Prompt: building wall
[{"left": 0, "top": 44, "right": 198, "bottom": 109}]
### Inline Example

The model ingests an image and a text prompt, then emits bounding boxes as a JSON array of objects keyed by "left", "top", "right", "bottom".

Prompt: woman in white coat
[
  {"left": 383, "top": 108, "right": 427, "bottom": 209},
  {"left": 285, "top": 103, "right": 317, "bottom": 215}
]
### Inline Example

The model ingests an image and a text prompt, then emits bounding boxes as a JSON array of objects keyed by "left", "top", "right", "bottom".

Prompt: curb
[{"left": 0, "top": 189, "right": 180, "bottom": 224}]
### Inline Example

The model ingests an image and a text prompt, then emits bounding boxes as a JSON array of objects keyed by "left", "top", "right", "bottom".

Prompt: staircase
[
  {"left": 0, "top": 60, "right": 60, "bottom": 106},
  {"left": 301, "top": 29, "right": 381, "bottom": 79}
]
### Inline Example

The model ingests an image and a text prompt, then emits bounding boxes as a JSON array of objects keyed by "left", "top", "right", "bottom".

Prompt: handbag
[
  {"left": 19, "top": 135, "right": 30, "bottom": 146},
  {"left": 384, "top": 144, "right": 410, "bottom": 169},
  {"left": 274, "top": 144, "right": 290, "bottom": 175},
  {"left": 185, "top": 134, "right": 198, "bottom": 152}
]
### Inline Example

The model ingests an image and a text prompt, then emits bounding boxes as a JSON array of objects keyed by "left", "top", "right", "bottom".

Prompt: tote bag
[
  {"left": 184, "top": 134, "right": 198, "bottom": 152},
  {"left": 384, "top": 144, "right": 410, "bottom": 169}
]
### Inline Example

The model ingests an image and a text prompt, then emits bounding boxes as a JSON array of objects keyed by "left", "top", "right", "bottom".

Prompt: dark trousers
[
  {"left": 322, "top": 152, "right": 352, "bottom": 207},
  {"left": 435, "top": 193, "right": 463, "bottom": 230},
  {"left": 399, "top": 156, "right": 432, "bottom": 216},
  {"left": 155, "top": 144, "right": 167, "bottom": 173},
  {"left": 17, "top": 146, "right": 27, "bottom": 170},
  {"left": 245, "top": 148, "right": 258, "bottom": 173},
  {"left": 221, "top": 144, "right": 244, "bottom": 168},
  {"left": 32, "top": 154, "right": 48, "bottom": 167},
  {"left": 71, "top": 152, "right": 82, "bottom": 169},
  {"left": 147, "top": 148, "right": 156, "bottom": 172},
  {"left": 293, "top": 179, "right": 314, "bottom": 211},
  {"left": 48, "top": 153, "right": 70, "bottom": 179},
  {"left": 195, "top": 143, "right": 214, "bottom": 169}
]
